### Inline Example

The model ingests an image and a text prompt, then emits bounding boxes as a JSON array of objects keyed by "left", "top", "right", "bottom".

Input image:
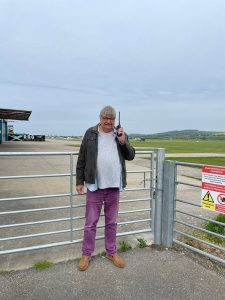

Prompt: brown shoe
[
  {"left": 106, "top": 253, "right": 125, "bottom": 268},
  {"left": 78, "top": 256, "right": 91, "bottom": 271}
]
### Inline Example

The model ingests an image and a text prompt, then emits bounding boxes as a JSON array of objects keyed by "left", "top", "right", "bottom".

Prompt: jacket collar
[{"left": 90, "top": 124, "right": 99, "bottom": 134}]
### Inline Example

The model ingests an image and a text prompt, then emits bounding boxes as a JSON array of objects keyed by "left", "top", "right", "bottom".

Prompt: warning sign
[
  {"left": 217, "top": 194, "right": 225, "bottom": 204},
  {"left": 201, "top": 191, "right": 215, "bottom": 211},
  {"left": 202, "top": 191, "right": 214, "bottom": 202},
  {"left": 201, "top": 166, "right": 225, "bottom": 214}
]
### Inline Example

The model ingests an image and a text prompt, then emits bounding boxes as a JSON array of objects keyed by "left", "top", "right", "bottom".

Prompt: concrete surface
[{"left": 0, "top": 247, "right": 225, "bottom": 300}]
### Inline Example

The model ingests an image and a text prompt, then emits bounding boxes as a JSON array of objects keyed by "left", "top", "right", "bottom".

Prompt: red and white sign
[{"left": 201, "top": 166, "right": 225, "bottom": 214}]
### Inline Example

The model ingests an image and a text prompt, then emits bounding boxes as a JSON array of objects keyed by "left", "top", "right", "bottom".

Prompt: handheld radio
[{"left": 116, "top": 111, "right": 122, "bottom": 137}]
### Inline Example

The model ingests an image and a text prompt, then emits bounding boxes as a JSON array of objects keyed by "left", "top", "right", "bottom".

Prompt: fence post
[
  {"left": 162, "top": 160, "right": 176, "bottom": 247},
  {"left": 153, "top": 148, "right": 165, "bottom": 245}
]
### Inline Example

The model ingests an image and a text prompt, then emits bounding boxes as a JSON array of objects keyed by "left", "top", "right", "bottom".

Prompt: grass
[
  {"left": 130, "top": 139, "right": 225, "bottom": 153},
  {"left": 166, "top": 156, "right": 225, "bottom": 167},
  {"left": 144, "top": 156, "right": 225, "bottom": 167},
  {"left": 178, "top": 214, "right": 225, "bottom": 258},
  {"left": 204, "top": 214, "right": 225, "bottom": 244},
  {"left": 68, "top": 144, "right": 81, "bottom": 148},
  {"left": 98, "top": 239, "right": 148, "bottom": 257},
  {"left": 0, "top": 268, "right": 8, "bottom": 276},
  {"left": 137, "top": 238, "right": 149, "bottom": 248},
  {"left": 69, "top": 139, "right": 225, "bottom": 154},
  {"left": 32, "top": 260, "right": 54, "bottom": 270},
  {"left": 118, "top": 241, "right": 132, "bottom": 252},
  {"left": 98, "top": 251, "right": 106, "bottom": 257}
]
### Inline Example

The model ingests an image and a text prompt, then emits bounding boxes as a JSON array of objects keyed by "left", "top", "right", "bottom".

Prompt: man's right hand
[{"left": 76, "top": 185, "right": 84, "bottom": 194}]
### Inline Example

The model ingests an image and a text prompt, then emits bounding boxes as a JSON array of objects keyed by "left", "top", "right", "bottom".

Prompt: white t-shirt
[
  {"left": 97, "top": 130, "right": 121, "bottom": 189},
  {"left": 86, "top": 129, "right": 122, "bottom": 191}
]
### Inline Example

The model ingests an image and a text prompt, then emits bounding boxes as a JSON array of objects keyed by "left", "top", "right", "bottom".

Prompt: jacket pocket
[{"left": 87, "top": 134, "right": 97, "bottom": 141}]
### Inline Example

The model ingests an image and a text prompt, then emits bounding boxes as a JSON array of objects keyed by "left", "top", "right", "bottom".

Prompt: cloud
[{"left": 1, "top": 0, "right": 225, "bottom": 135}]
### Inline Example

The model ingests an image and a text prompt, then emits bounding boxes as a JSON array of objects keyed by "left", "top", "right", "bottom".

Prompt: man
[{"left": 76, "top": 105, "right": 135, "bottom": 271}]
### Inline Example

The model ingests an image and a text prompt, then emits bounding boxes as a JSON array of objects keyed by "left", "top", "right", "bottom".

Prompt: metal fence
[
  {"left": 162, "top": 160, "right": 225, "bottom": 265},
  {"left": 0, "top": 150, "right": 155, "bottom": 255},
  {"left": 2, "top": 149, "right": 224, "bottom": 265}
]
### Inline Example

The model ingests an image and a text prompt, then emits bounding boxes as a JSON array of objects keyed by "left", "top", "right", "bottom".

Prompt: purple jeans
[{"left": 82, "top": 188, "right": 120, "bottom": 256}]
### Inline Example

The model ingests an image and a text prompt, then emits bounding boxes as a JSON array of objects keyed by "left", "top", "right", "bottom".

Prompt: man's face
[{"left": 100, "top": 114, "right": 115, "bottom": 132}]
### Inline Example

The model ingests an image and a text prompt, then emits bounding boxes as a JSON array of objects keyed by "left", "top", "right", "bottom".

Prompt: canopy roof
[{"left": 0, "top": 108, "right": 32, "bottom": 121}]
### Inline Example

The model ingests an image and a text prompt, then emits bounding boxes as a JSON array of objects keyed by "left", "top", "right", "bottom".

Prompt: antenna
[{"left": 116, "top": 111, "right": 122, "bottom": 137}]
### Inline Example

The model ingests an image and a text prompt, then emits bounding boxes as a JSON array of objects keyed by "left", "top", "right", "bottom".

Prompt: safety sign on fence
[{"left": 201, "top": 166, "right": 225, "bottom": 214}]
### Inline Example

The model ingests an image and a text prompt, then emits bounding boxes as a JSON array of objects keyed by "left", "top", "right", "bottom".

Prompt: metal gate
[
  {"left": 0, "top": 150, "right": 157, "bottom": 256},
  {"left": 162, "top": 160, "right": 225, "bottom": 265},
  {"left": 1, "top": 149, "right": 224, "bottom": 266}
]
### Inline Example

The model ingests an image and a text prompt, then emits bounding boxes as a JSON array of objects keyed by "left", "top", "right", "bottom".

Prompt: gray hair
[{"left": 100, "top": 105, "right": 116, "bottom": 117}]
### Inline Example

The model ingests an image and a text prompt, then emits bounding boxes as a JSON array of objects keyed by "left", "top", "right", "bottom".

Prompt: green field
[
  {"left": 70, "top": 139, "right": 225, "bottom": 166},
  {"left": 130, "top": 139, "right": 225, "bottom": 153},
  {"left": 166, "top": 157, "right": 225, "bottom": 167}
]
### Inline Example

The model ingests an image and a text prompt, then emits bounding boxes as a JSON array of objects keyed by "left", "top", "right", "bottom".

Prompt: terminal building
[{"left": 0, "top": 108, "right": 32, "bottom": 144}]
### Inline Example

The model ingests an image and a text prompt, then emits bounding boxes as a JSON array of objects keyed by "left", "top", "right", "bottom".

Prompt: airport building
[{"left": 0, "top": 108, "right": 32, "bottom": 143}]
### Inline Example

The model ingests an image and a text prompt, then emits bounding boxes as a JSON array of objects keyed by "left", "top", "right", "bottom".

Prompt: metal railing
[
  {"left": 162, "top": 160, "right": 225, "bottom": 265},
  {"left": 2, "top": 149, "right": 223, "bottom": 265},
  {"left": 0, "top": 150, "right": 155, "bottom": 255}
]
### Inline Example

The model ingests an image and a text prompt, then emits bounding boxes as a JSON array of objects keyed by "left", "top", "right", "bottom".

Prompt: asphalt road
[{"left": 0, "top": 247, "right": 225, "bottom": 300}]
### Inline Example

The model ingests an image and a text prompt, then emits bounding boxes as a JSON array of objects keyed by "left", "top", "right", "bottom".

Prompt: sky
[{"left": 0, "top": 0, "right": 225, "bottom": 136}]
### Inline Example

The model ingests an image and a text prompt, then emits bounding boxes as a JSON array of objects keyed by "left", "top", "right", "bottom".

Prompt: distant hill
[{"left": 129, "top": 130, "right": 225, "bottom": 140}]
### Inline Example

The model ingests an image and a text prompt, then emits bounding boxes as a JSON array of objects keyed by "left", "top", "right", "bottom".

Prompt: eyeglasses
[{"left": 101, "top": 116, "right": 115, "bottom": 121}]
